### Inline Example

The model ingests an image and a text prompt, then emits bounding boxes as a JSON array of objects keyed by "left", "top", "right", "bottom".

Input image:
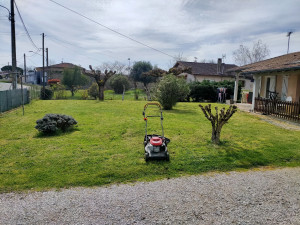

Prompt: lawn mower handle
[
  {"left": 144, "top": 102, "right": 162, "bottom": 110},
  {"left": 143, "top": 102, "right": 164, "bottom": 138}
]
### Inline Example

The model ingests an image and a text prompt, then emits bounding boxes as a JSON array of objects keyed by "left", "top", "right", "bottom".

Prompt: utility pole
[
  {"left": 24, "top": 53, "right": 26, "bottom": 83},
  {"left": 11, "top": 0, "right": 17, "bottom": 89},
  {"left": 287, "top": 31, "right": 293, "bottom": 54},
  {"left": 42, "top": 33, "right": 45, "bottom": 91},
  {"left": 46, "top": 48, "right": 49, "bottom": 67}
]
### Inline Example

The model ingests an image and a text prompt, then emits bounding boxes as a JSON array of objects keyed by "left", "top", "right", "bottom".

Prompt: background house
[
  {"left": 230, "top": 51, "right": 300, "bottom": 123},
  {"left": 172, "top": 59, "right": 253, "bottom": 91},
  {"left": 231, "top": 51, "right": 300, "bottom": 103},
  {"left": 35, "top": 62, "right": 84, "bottom": 81}
]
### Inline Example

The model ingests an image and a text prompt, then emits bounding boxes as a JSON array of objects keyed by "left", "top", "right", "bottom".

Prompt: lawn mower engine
[{"left": 144, "top": 135, "right": 170, "bottom": 161}]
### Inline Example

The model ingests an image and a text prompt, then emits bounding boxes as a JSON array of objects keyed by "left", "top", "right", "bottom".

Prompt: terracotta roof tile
[
  {"left": 36, "top": 63, "right": 84, "bottom": 70},
  {"left": 229, "top": 51, "right": 300, "bottom": 74},
  {"left": 175, "top": 61, "right": 237, "bottom": 76}
]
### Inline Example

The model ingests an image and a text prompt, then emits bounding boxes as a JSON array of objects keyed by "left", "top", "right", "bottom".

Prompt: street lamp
[{"left": 0, "top": 5, "right": 11, "bottom": 20}]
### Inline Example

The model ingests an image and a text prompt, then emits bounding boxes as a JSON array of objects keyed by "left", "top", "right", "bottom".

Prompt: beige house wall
[
  {"left": 193, "top": 75, "right": 252, "bottom": 90},
  {"left": 297, "top": 73, "right": 300, "bottom": 102},
  {"left": 288, "top": 73, "right": 299, "bottom": 101},
  {"left": 256, "top": 70, "right": 300, "bottom": 101},
  {"left": 194, "top": 75, "right": 234, "bottom": 82},
  {"left": 260, "top": 76, "right": 266, "bottom": 97}
]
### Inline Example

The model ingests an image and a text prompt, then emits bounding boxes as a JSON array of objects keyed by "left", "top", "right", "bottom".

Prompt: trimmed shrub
[
  {"left": 155, "top": 74, "right": 189, "bottom": 110},
  {"left": 88, "top": 82, "right": 99, "bottom": 99},
  {"left": 35, "top": 114, "right": 77, "bottom": 134},
  {"left": 109, "top": 74, "right": 130, "bottom": 94},
  {"left": 40, "top": 88, "right": 53, "bottom": 100}
]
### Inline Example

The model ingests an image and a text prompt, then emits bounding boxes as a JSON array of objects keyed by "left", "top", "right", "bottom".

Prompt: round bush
[
  {"left": 109, "top": 74, "right": 130, "bottom": 94},
  {"left": 88, "top": 82, "right": 99, "bottom": 99},
  {"left": 40, "top": 88, "right": 53, "bottom": 100},
  {"left": 155, "top": 74, "right": 189, "bottom": 110},
  {"left": 35, "top": 114, "right": 77, "bottom": 134}
]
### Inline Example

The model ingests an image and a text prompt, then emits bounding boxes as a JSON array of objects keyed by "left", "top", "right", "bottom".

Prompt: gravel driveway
[
  {"left": 0, "top": 83, "right": 30, "bottom": 91},
  {"left": 0, "top": 167, "right": 299, "bottom": 224}
]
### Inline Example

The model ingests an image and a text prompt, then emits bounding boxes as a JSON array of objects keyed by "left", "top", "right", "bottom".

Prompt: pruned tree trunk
[
  {"left": 99, "top": 85, "right": 104, "bottom": 101},
  {"left": 199, "top": 104, "right": 237, "bottom": 144},
  {"left": 144, "top": 83, "right": 151, "bottom": 101}
]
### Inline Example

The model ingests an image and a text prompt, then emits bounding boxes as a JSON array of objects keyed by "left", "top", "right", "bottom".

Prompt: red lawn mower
[{"left": 143, "top": 103, "right": 170, "bottom": 162}]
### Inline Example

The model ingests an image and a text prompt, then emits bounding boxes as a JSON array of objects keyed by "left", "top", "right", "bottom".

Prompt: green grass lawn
[{"left": 0, "top": 98, "right": 300, "bottom": 192}]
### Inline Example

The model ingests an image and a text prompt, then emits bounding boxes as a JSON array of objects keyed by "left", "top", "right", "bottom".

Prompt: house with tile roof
[
  {"left": 36, "top": 62, "right": 84, "bottom": 81},
  {"left": 229, "top": 51, "right": 300, "bottom": 121},
  {"left": 172, "top": 59, "right": 253, "bottom": 90}
]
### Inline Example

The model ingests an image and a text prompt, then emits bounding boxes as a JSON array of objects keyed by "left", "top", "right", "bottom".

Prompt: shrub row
[{"left": 188, "top": 80, "right": 242, "bottom": 102}]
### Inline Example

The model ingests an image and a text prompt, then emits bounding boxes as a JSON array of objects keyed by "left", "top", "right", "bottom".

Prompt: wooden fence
[{"left": 254, "top": 97, "right": 300, "bottom": 122}]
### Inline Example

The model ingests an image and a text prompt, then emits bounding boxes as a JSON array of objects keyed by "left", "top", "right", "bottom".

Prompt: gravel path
[
  {"left": 236, "top": 103, "right": 300, "bottom": 131},
  {"left": 1, "top": 167, "right": 299, "bottom": 225}
]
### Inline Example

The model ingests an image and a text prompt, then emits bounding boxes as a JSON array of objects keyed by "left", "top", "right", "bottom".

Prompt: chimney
[
  {"left": 221, "top": 63, "right": 225, "bottom": 74},
  {"left": 217, "top": 58, "right": 222, "bottom": 74}
]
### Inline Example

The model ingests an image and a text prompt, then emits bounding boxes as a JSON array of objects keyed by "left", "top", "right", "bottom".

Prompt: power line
[
  {"left": 14, "top": 1, "right": 39, "bottom": 50},
  {"left": 48, "top": 0, "right": 175, "bottom": 59}
]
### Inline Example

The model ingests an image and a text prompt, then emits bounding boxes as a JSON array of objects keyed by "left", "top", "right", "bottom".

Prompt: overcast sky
[{"left": 0, "top": 0, "right": 300, "bottom": 71}]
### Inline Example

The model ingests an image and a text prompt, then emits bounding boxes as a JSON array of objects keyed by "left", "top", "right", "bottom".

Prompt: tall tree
[
  {"left": 232, "top": 40, "right": 270, "bottom": 66},
  {"left": 82, "top": 65, "right": 116, "bottom": 100},
  {"left": 130, "top": 61, "right": 153, "bottom": 100},
  {"left": 62, "top": 66, "right": 88, "bottom": 96},
  {"left": 1, "top": 65, "right": 23, "bottom": 74},
  {"left": 97, "top": 61, "right": 127, "bottom": 75}
]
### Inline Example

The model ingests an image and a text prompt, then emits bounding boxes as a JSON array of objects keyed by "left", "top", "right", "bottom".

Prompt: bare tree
[
  {"left": 168, "top": 53, "right": 187, "bottom": 68},
  {"left": 233, "top": 40, "right": 270, "bottom": 66},
  {"left": 82, "top": 65, "right": 116, "bottom": 100},
  {"left": 199, "top": 104, "right": 237, "bottom": 145},
  {"left": 97, "top": 61, "right": 127, "bottom": 75}
]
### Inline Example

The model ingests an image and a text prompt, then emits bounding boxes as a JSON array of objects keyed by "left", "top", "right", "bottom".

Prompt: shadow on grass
[
  {"left": 145, "top": 159, "right": 171, "bottom": 164},
  {"left": 181, "top": 140, "right": 271, "bottom": 174},
  {"left": 34, "top": 127, "right": 79, "bottom": 138},
  {"left": 217, "top": 140, "right": 269, "bottom": 167}
]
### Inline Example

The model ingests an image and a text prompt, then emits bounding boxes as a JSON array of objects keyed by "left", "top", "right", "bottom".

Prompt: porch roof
[{"left": 228, "top": 51, "right": 300, "bottom": 75}]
